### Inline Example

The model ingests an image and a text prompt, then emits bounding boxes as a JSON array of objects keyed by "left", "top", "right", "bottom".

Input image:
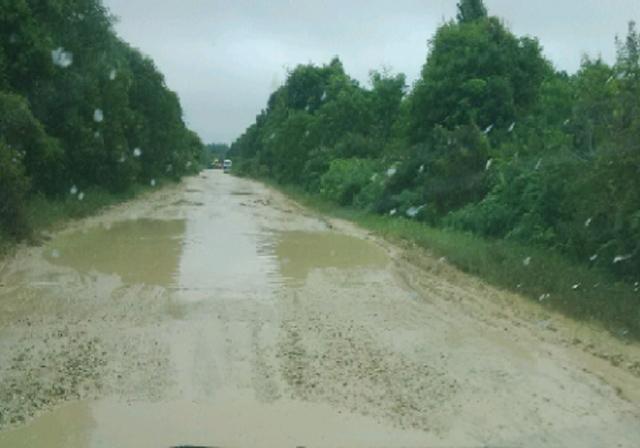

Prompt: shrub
[
  {"left": 0, "top": 140, "right": 30, "bottom": 238},
  {"left": 319, "top": 158, "right": 379, "bottom": 206}
]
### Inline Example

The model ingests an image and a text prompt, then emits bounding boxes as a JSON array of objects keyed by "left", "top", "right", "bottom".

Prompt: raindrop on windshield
[
  {"left": 51, "top": 47, "right": 73, "bottom": 68},
  {"left": 485, "top": 159, "right": 493, "bottom": 170},
  {"left": 613, "top": 254, "right": 632, "bottom": 264},
  {"left": 406, "top": 205, "right": 425, "bottom": 218}
]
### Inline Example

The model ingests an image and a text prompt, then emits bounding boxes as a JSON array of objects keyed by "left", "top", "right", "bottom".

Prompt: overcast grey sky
[{"left": 103, "top": 0, "right": 640, "bottom": 144}]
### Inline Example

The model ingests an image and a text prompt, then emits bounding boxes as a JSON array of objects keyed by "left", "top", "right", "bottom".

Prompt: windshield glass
[{"left": 1, "top": 1, "right": 639, "bottom": 447}]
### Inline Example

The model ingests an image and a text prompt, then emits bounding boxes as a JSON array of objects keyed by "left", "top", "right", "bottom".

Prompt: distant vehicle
[{"left": 223, "top": 159, "right": 232, "bottom": 173}]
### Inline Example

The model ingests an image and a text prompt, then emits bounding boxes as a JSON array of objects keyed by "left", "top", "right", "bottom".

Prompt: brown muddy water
[
  {"left": 1, "top": 171, "right": 640, "bottom": 448},
  {"left": 45, "top": 219, "right": 186, "bottom": 287}
]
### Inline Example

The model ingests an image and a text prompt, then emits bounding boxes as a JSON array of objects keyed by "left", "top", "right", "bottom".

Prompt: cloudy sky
[{"left": 103, "top": 0, "right": 640, "bottom": 144}]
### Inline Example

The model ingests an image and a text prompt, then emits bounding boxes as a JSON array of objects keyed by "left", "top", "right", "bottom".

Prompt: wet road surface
[{"left": 0, "top": 171, "right": 639, "bottom": 447}]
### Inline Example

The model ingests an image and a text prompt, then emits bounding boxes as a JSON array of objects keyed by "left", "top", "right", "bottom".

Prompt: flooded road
[{"left": 1, "top": 171, "right": 640, "bottom": 447}]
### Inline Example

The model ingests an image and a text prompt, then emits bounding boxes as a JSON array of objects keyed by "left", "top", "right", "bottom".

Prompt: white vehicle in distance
[{"left": 223, "top": 159, "right": 232, "bottom": 173}]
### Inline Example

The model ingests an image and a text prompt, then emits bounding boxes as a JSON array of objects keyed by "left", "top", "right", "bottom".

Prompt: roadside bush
[
  {"left": 319, "top": 158, "right": 379, "bottom": 206},
  {"left": 0, "top": 140, "right": 30, "bottom": 238},
  {"left": 0, "top": 92, "right": 65, "bottom": 195}
]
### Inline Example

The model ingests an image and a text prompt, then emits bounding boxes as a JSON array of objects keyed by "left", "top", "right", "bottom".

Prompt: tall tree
[{"left": 456, "top": 0, "right": 488, "bottom": 23}]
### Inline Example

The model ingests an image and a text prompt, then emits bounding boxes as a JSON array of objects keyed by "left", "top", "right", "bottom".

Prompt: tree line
[
  {"left": 229, "top": 0, "right": 640, "bottom": 280},
  {"left": 0, "top": 0, "right": 204, "bottom": 240}
]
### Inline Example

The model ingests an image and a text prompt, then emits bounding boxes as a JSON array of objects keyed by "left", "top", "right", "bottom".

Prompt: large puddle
[
  {"left": 275, "top": 231, "right": 389, "bottom": 285},
  {"left": 0, "top": 392, "right": 429, "bottom": 448},
  {"left": 45, "top": 219, "right": 186, "bottom": 286}
]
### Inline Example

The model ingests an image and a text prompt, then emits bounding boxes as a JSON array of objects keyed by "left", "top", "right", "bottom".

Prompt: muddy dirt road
[{"left": 0, "top": 171, "right": 639, "bottom": 447}]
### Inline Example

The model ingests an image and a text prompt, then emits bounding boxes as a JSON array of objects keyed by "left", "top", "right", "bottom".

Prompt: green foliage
[
  {"left": 319, "top": 158, "right": 379, "bottom": 206},
  {"left": 0, "top": 140, "right": 30, "bottom": 238},
  {"left": 407, "top": 13, "right": 549, "bottom": 143},
  {"left": 456, "top": 0, "right": 488, "bottom": 23},
  {"left": 231, "top": 2, "right": 640, "bottom": 283},
  {"left": 0, "top": 0, "right": 203, "bottom": 243}
]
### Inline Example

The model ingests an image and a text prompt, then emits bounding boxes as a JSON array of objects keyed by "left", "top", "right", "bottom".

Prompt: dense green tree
[
  {"left": 0, "top": 0, "right": 203, "bottom": 240},
  {"left": 456, "top": 0, "right": 488, "bottom": 23},
  {"left": 230, "top": 4, "right": 640, "bottom": 280}
]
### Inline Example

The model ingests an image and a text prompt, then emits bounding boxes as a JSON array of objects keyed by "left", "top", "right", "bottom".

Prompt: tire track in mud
[{"left": 277, "top": 287, "right": 460, "bottom": 433}]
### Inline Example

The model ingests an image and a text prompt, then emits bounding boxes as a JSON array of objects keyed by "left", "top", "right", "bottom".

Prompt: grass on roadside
[
  {"left": 0, "top": 180, "right": 174, "bottom": 257},
  {"left": 272, "top": 181, "right": 640, "bottom": 340}
]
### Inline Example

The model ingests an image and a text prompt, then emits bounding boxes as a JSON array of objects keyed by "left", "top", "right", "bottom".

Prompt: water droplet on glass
[
  {"left": 133, "top": 148, "right": 142, "bottom": 157},
  {"left": 613, "top": 254, "right": 632, "bottom": 264},
  {"left": 485, "top": 159, "right": 493, "bottom": 171},
  {"left": 523, "top": 257, "right": 532, "bottom": 266},
  {"left": 406, "top": 205, "right": 425, "bottom": 218},
  {"left": 51, "top": 47, "right": 73, "bottom": 68},
  {"left": 93, "top": 109, "right": 104, "bottom": 123}
]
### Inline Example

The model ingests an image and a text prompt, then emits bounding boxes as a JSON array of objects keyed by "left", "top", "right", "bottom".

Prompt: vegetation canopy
[
  {"left": 0, "top": 0, "right": 204, "bottom": 240},
  {"left": 230, "top": 0, "right": 640, "bottom": 286}
]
